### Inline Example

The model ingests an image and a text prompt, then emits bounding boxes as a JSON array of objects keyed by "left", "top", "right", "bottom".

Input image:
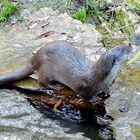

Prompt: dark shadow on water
[
  {"left": 0, "top": 85, "right": 115, "bottom": 140},
  {"left": 27, "top": 97, "right": 115, "bottom": 140}
]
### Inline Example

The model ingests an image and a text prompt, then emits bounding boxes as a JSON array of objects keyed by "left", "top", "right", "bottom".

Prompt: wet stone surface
[{"left": 0, "top": 3, "right": 140, "bottom": 140}]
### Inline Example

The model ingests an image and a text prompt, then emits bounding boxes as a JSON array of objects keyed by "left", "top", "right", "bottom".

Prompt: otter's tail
[{"left": 0, "top": 60, "right": 34, "bottom": 85}]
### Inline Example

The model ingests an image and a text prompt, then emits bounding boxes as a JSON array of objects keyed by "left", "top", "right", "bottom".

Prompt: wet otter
[{"left": 0, "top": 41, "right": 132, "bottom": 99}]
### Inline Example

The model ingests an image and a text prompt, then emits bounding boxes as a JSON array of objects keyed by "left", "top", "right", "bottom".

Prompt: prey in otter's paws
[{"left": 0, "top": 41, "right": 132, "bottom": 100}]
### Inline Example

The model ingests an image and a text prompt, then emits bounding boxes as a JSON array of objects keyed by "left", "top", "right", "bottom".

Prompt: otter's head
[
  {"left": 96, "top": 44, "right": 132, "bottom": 86},
  {"left": 103, "top": 44, "right": 132, "bottom": 65}
]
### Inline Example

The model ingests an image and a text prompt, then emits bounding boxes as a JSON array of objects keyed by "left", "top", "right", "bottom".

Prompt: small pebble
[{"left": 119, "top": 105, "right": 129, "bottom": 113}]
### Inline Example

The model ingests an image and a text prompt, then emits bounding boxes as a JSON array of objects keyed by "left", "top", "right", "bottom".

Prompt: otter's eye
[{"left": 112, "top": 58, "right": 116, "bottom": 65}]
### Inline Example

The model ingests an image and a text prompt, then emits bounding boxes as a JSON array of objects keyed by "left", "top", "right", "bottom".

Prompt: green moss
[
  {"left": 0, "top": 0, "right": 19, "bottom": 23},
  {"left": 125, "top": 0, "right": 140, "bottom": 11},
  {"left": 130, "top": 124, "right": 140, "bottom": 137},
  {"left": 73, "top": 0, "right": 139, "bottom": 40},
  {"left": 114, "top": 7, "right": 134, "bottom": 38},
  {"left": 73, "top": 0, "right": 111, "bottom": 24},
  {"left": 74, "top": 7, "right": 87, "bottom": 22}
]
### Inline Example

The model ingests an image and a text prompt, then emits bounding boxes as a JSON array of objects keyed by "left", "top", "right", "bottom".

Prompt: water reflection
[
  {"left": 26, "top": 96, "right": 115, "bottom": 140},
  {"left": 0, "top": 83, "right": 115, "bottom": 140}
]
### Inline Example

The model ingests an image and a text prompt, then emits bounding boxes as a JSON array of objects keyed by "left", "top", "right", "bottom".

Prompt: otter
[{"left": 0, "top": 41, "right": 132, "bottom": 99}]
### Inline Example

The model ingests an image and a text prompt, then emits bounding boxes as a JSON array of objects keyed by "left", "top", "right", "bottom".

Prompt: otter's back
[{"left": 33, "top": 41, "right": 91, "bottom": 90}]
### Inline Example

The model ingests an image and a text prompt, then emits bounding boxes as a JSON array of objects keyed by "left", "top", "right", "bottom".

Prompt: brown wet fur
[{"left": 0, "top": 41, "right": 132, "bottom": 99}]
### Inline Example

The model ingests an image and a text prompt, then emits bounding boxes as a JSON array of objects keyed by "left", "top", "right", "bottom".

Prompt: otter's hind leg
[
  {"left": 46, "top": 82, "right": 65, "bottom": 91},
  {"left": 37, "top": 66, "right": 65, "bottom": 91}
]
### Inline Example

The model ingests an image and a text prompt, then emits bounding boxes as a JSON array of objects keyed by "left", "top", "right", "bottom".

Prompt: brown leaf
[{"left": 35, "top": 31, "right": 55, "bottom": 40}]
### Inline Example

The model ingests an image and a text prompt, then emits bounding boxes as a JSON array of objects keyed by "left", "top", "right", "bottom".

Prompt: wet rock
[
  {"left": 98, "top": 127, "right": 115, "bottom": 140},
  {"left": 130, "top": 124, "right": 140, "bottom": 137},
  {"left": 106, "top": 79, "right": 140, "bottom": 140},
  {"left": 119, "top": 105, "right": 129, "bottom": 113}
]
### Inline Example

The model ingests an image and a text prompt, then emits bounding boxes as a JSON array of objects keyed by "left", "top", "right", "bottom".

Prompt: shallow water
[{"left": 0, "top": 2, "right": 140, "bottom": 140}]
